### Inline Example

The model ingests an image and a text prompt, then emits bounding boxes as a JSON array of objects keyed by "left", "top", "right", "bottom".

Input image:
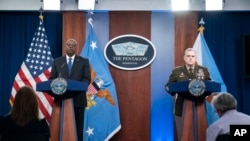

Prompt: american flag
[{"left": 9, "top": 20, "right": 54, "bottom": 123}]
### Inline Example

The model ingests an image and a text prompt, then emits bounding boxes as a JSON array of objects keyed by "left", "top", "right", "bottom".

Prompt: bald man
[{"left": 50, "top": 38, "right": 91, "bottom": 141}]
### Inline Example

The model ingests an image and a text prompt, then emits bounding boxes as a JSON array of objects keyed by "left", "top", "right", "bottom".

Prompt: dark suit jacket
[
  {"left": 166, "top": 65, "right": 211, "bottom": 116},
  {"left": 49, "top": 55, "right": 91, "bottom": 108}
]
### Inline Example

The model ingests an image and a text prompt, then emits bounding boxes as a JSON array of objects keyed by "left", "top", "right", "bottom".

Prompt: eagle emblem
[{"left": 86, "top": 67, "right": 115, "bottom": 109}]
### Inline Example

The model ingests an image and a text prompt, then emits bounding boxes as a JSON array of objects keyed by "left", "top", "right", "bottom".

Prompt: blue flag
[
  {"left": 81, "top": 26, "right": 121, "bottom": 141},
  {"left": 193, "top": 32, "right": 225, "bottom": 126},
  {"left": 193, "top": 32, "right": 227, "bottom": 92}
]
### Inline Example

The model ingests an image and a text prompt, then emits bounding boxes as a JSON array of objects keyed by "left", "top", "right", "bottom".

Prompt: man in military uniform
[{"left": 166, "top": 48, "right": 211, "bottom": 141}]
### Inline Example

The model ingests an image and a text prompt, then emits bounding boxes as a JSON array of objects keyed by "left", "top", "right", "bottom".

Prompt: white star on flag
[
  {"left": 86, "top": 127, "right": 94, "bottom": 136},
  {"left": 90, "top": 41, "right": 97, "bottom": 50}
]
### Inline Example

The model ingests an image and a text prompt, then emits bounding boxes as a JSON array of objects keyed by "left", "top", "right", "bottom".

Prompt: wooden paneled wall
[
  {"left": 109, "top": 11, "right": 151, "bottom": 141},
  {"left": 62, "top": 11, "right": 86, "bottom": 55},
  {"left": 174, "top": 12, "right": 198, "bottom": 66},
  {"left": 62, "top": 11, "right": 199, "bottom": 141}
]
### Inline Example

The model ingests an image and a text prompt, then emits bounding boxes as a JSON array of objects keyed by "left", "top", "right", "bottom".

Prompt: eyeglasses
[{"left": 66, "top": 43, "right": 76, "bottom": 48}]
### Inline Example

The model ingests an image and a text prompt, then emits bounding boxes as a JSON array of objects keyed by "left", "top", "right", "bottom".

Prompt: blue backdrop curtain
[
  {"left": 198, "top": 11, "right": 250, "bottom": 115},
  {"left": 0, "top": 11, "right": 62, "bottom": 115}
]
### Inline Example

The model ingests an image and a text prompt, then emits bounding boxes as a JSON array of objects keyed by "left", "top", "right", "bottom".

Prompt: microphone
[
  {"left": 59, "top": 62, "right": 66, "bottom": 78},
  {"left": 196, "top": 68, "right": 204, "bottom": 80}
]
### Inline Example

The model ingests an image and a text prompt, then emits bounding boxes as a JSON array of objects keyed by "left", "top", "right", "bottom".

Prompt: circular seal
[
  {"left": 50, "top": 78, "right": 68, "bottom": 95},
  {"left": 188, "top": 79, "right": 206, "bottom": 97},
  {"left": 104, "top": 34, "right": 156, "bottom": 70}
]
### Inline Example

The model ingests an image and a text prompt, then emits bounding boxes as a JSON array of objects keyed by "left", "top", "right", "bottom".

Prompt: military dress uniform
[{"left": 166, "top": 65, "right": 211, "bottom": 116}]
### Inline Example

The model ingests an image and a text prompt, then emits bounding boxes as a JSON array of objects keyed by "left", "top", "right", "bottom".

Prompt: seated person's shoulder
[
  {"left": 216, "top": 133, "right": 230, "bottom": 141},
  {"left": 28, "top": 118, "right": 49, "bottom": 129},
  {"left": 0, "top": 114, "right": 12, "bottom": 124}
]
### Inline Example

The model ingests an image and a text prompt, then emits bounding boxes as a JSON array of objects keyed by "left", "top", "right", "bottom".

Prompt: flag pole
[
  {"left": 88, "top": 9, "right": 94, "bottom": 28},
  {"left": 39, "top": 6, "right": 44, "bottom": 22}
]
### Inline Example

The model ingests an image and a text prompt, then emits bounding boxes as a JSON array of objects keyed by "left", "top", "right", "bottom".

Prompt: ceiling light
[
  {"left": 78, "top": 0, "right": 96, "bottom": 10},
  {"left": 171, "top": 0, "right": 189, "bottom": 11},
  {"left": 206, "top": 0, "right": 223, "bottom": 10},
  {"left": 43, "top": 0, "right": 60, "bottom": 10}
]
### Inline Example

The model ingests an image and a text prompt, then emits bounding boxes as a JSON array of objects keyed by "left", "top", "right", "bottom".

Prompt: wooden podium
[
  {"left": 37, "top": 78, "right": 88, "bottom": 141},
  {"left": 166, "top": 80, "right": 221, "bottom": 141}
]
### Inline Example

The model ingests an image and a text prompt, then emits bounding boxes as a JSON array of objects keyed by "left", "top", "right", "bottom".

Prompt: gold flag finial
[
  {"left": 39, "top": 6, "right": 44, "bottom": 22},
  {"left": 198, "top": 18, "right": 205, "bottom": 35}
]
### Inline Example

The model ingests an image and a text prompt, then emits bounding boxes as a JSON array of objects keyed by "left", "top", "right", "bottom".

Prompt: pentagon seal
[
  {"left": 51, "top": 78, "right": 68, "bottom": 95},
  {"left": 188, "top": 79, "right": 206, "bottom": 97}
]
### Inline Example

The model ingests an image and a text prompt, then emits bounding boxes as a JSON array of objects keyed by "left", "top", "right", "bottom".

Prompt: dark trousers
[{"left": 74, "top": 107, "right": 84, "bottom": 141}]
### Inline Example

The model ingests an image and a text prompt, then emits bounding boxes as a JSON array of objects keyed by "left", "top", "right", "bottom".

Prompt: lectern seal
[
  {"left": 188, "top": 79, "right": 206, "bottom": 97},
  {"left": 50, "top": 78, "right": 68, "bottom": 95}
]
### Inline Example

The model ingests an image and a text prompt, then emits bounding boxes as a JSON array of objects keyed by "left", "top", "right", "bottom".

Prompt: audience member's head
[
  {"left": 11, "top": 86, "right": 39, "bottom": 126},
  {"left": 211, "top": 92, "right": 237, "bottom": 117}
]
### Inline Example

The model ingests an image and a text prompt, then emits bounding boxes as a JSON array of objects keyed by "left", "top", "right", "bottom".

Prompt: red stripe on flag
[
  {"left": 34, "top": 69, "right": 54, "bottom": 107},
  {"left": 37, "top": 95, "right": 52, "bottom": 122},
  {"left": 34, "top": 74, "right": 53, "bottom": 122},
  {"left": 35, "top": 72, "right": 54, "bottom": 121},
  {"left": 11, "top": 67, "right": 53, "bottom": 122},
  {"left": 43, "top": 69, "right": 51, "bottom": 79},
  {"left": 13, "top": 79, "right": 20, "bottom": 91},
  {"left": 18, "top": 69, "right": 32, "bottom": 86}
]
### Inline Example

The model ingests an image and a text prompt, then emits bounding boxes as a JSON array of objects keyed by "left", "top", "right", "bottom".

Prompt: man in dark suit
[
  {"left": 165, "top": 48, "right": 211, "bottom": 140},
  {"left": 50, "top": 38, "right": 91, "bottom": 141}
]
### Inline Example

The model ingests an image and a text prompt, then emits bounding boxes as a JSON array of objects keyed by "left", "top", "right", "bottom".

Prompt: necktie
[
  {"left": 189, "top": 68, "right": 194, "bottom": 77},
  {"left": 68, "top": 58, "right": 72, "bottom": 74}
]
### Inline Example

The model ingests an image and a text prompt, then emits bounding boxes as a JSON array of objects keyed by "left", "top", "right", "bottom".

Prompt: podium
[
  {"left": 166, "top": 80, "right": 221, "bottom": 141},
  {"left": 37, "top": 78, "right": 88, "bottom": 141},
  {"left": 166, "top": 79, "right": 221, "bottom": 101}
]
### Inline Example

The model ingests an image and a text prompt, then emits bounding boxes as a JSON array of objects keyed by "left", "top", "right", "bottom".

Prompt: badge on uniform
[{"left": 179, "top": 72, "right": 185, "bottom": 77}]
